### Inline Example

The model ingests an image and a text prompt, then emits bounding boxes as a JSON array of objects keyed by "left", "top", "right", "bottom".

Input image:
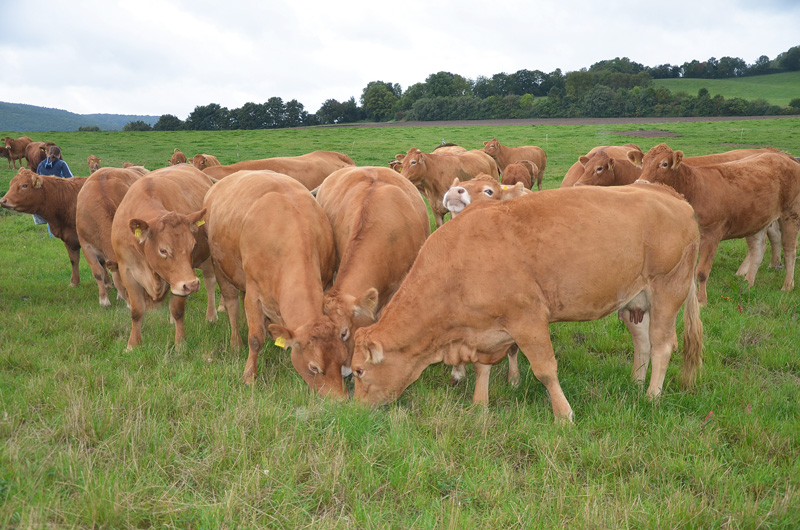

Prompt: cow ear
[
  {"left": 395, "top": 154, "right": 405, "bottom": 163},
  {"left": 187, "top": 208, "right": 207, "bottom": 232},
  {"left": 503, "top": 182, "right": 526, "bottom": 200},
  {"left": 32, "top": 175, "right": 43, "bottom": 188},
  {"left": 129, "top": 219, "right": 150, "bottom": 243},
  {"left": 450, "top": 177, "right": 461, "bottom": 187},
  {"left": 672, "top": 150, "right": 684, "bottom": 169},
  {"left": 268, "top": 324, "right": 295, "bottom": 349},
  {"left": 627, "top": 150, "right": 643, "bottom": 168},
  {"left": 353, "top": 288, "right": 379, "bottom": 321},
  {"left": 365, "top": 340, "right": 385, "bottom": 365},
  {"left": 483, "top": 141, "right": 489, "bottom": 147},
  {"left": 608, "top": 159, "right": 615, "bottom": 171},
  {"left": 579, "top": 156, "right": 590, "bottom": 166}
]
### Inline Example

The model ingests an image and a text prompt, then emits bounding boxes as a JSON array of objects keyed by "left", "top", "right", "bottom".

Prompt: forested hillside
[{"left": 0, "top": 102, "right": 158, "bottom": 132}]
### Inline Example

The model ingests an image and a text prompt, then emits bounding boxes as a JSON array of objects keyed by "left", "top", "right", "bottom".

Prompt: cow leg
[
  {"left": 169, "top": 294, "right": 188, "bottom": 346},
  {"left": 243, "top": 289, "right": 267, "bottom": 384},
  {"left": 779, "top": 211, "right": 800, "bottom": 292},
  {"left": 450, "top": 363, "right": 467, "bottom": 385},
  {"left": 64, "top": 242, "right": 81, "bottom": 287},
  {"left": 695, "top": 236, "right": 721, "bottom": 306},
  {"left": 198, "top": 259, "right": 218, "bottom": 322},
  {"left": 82, "top": 245, "right": 111, "bottom": 307},
  {"left": 111, "top": 269, "right": 129, "bottom": 305},
  {"left": 472, "top": 362, "right": 491, "bottom": 405},
  {"left": 123, "top": 272, "right": 147, "bottom": 350},
  {"left": 644, "top": 304, "right": 680, "bottom": 400},
  {"left": 509, "top": 319, "right": 573, "bottom": 422},
  {"left": 767, "top": 220, "right": 783, "bottom": 270},
  {"left": 507, "top": 345, "right": 520, "bottom": 386},
  {"left": 219, "top": 276, "right": 244, "bottom": 349},
  {"left": 737, "top": 230, "right": 767, "bottom": 287},
  {"left": 619, "top": 305, "right": 651, "bottom": 387}
]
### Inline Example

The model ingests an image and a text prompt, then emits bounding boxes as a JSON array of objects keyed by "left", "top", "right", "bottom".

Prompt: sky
[{"left": 1, "top": 0, "right": 798, "bottom": 119}]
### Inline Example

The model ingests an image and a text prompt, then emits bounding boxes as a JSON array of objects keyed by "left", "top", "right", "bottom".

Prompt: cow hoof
[
  {"left": 508, "top": 375, "right": 520, "bottom": 387},
  {"left": 99, "top": 297, "right": 111, "bottom": 308}
]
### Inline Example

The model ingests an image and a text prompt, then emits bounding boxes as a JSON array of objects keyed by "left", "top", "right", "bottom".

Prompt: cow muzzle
[{"left": 172, "top": 278, "right": 200, "bottom": 296}]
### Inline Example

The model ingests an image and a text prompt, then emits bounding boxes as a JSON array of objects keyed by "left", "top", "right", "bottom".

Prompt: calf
[
  {"left": 76, "top": 167, "right": 146, "bottom": 306},
  {"left": 399, "top": 147, "right": 499, "bottom": 228},
  {"left": 316, "top": 166, "right": 431, "bottom": 367},
  {"left": 169, "top": 148, "right": 187, "bottom": 166},
  {"left": 502, "top": 160, "right": 540, "bottom": 190},
  {"left": 0, "top": 146, "right": 12, "bottom": 169},
  {"left": 1, "top": 168, "right": 87, "bottom": 286},
  {"left": 482, "top": 138, "right": 547, "bottom": 181},
  {"left": 111, "top": 165, "right": 218, "bottom": 349},
  {"left": 87, "top": 155, "right": 102, "bottom": 174},
  {"left": 632, "top": 143, "right": 800, "bottom": 305},
  {"left": 204, "top": 170, "right": 348, "bottom": 397},
  {"left": 202, "top": 150, "right": 355, "bottom": 191},
  {"left": 352, "top": 184, "right": 702, "bottom": 422},
  {"left": 191, "top": 153, "right": 221, "bottom": 170}
]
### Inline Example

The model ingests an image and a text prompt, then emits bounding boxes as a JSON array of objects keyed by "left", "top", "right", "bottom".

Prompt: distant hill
[
  {"left": 0, "top": 101, "right": 159, "bottom": 132},
  {"left": 652, "top": 71, "right": 800, "bottom": 106}
]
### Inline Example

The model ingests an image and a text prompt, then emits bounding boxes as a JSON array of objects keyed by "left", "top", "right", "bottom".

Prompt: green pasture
[
  {"left": 1, "top": 119, "right": 799, "bottom": 528},
  {"left": 653, "top": 71, "right": 800, "bottom": 107}
]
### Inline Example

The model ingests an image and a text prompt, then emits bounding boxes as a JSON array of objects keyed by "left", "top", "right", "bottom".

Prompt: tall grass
[{"left": 1, "top": 119, "right": 799, "bottom": 528}]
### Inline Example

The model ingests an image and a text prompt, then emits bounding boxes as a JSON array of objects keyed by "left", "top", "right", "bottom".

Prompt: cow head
[
  {"left": 322, "top": 287, "right": 379, "bottom": 362},
  {"left": 0, "top": 169, "right": 46, "bottom": 214},
  {"left": 351, "top": 327, "right": 429, "bottom": 406},
  {"left": 268, "top": 318, "right": 349, "bottom": 399},
  {"left": 399, "top": 148, "right": 426, "bottom": 183},
  {"left": 574, "top": 152, "right": 619, "bottom": 187},
  {"left": 128, "top": 209, "right": 206, "bottom": 298},
  {"left": 482, "top": 138, "right": 501, "bottom": 159},
  {"left": 169, "top": 148, "right": 186, "bottom": 166},
  {"left": 87, "top": 155, "right": 101, "bottom": 174},
  {"left": 636, "top": 143, "right": 684, "bottom": 184},
  {"left": 443, "top": 174, "right": 526, "bottom": 218}
]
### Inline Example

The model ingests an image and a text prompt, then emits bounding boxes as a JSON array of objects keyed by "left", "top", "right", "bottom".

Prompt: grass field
[
  {"left": 1, "top": 119, "right": 800, "bottom": 528},
  {"left": 652, "top": 71, "right": 800, "bottom": 107}
]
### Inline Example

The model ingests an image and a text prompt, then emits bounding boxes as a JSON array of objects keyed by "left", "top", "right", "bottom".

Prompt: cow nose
[
  {"left": 457, "top": 188, "right": 465, "bottom": 194},
  {"left": 178, "top": 279, "right": 200, "bottom": 295}
]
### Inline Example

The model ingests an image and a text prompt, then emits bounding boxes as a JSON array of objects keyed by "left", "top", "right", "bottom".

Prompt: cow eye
[
  {"left": 596, "top": 166, "right": 603, "bottom": 173},
  {"left": 484, "top": 189, "right": 493, "bottom": 196},
  {"left": 21, "top": 184, "right": 28, "bottom": 189},
  {"left": 410, "top": 160, "right": 417, "bottom": 165},
  {"left": 354, "top": 369, "right": 364, "bottom": 378},
  {"left": 661, "top": 162, "right": 669, "bottom": 168},
  {"left": 159, "top": 248, "right": 169, "bottom": 257},
  {"left": 340, "top": 327, "right": 350, "bottom": 342}
]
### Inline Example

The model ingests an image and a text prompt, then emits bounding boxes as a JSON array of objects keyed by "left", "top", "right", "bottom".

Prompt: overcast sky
[{"left": 2, "top": 0, "right": 798, "bottom": 119}]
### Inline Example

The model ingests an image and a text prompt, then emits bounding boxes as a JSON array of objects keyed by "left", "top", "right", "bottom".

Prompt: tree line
[{"left": 122, "top": 45, "right": 800, "bottom": 131}]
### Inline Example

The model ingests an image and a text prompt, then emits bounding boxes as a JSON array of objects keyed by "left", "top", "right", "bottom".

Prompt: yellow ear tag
[
  {"left": 196, "top": 219, "right": 205, "bottom": 227},
  {"left": 274, "top": 337, "right": 287, "bottom": 349},
  {"left": 502, "top": 185, "right": 508, "bottom": 190},
  {"left": 134, "top": 228, "right": 142, "bottom": 238}
]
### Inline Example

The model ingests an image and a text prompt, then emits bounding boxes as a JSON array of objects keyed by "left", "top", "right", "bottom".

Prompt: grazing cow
[
  {"left": 316, "top": 166, "right": 431, "bottom": 366},
  {"left": 202, "top": 150, "right": 355, "bottom": 191},
  {"left": 352, "top": 184, "right": 703, "bottom": 422},
  {"left": 2, "top": 136, "right": 32, "bottom": 169},
  {"left": 0, "top": 168, "right": 87, "bottom": 286},
  {"left": 26, "top": 142, "right": 56, "bottom": 172},
  {"left": 482, "top": 138, "right": 547, "bottom": 181},
  {"left": 191, "top": 153, "right": 221, "bottom": 170},
  {"left": 502, "top": 160, "right": 540, "bottom": 190},
  {"left": 0, "top": 146, "right": 12, "bottom": 169},
  {"left": 398, "top": 147, "right": 499, "bottom": 228},
  {"left": 87, "top": 155, "right": 102, "bottom": 174},
  {"left": 632, "top": 143, "right": 800, "bottom": 305},
  {"left": 169, "top": 148, "right": 187, "bottom": 166},
  {"left": 203, "top": 170, "right": 348, "bottom": 397},
  {"left": 111, "top": 165, "right": 218, "bottom": 350},
  {"left": 443, "top": 174, "right": 528, "bottom": 219},
  {"left": 560, "top": 145, "right": 643, "bottom": 188},
  {"left": 76, "top": 167, "right": 147, "bottom": 307}
]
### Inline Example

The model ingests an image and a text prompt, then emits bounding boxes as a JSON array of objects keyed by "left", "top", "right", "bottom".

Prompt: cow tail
[{"left": 680, "top": 278, "right": 703, "bottom": 389}]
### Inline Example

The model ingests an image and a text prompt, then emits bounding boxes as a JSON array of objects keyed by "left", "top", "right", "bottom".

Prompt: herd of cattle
[{"left": 2, "top": 134, "right": 800, "bottom": 422}]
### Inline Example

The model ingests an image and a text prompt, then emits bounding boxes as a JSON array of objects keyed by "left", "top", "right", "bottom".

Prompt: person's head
[{"left": 47, "top": 145, "right": 62, "bottom": 160}]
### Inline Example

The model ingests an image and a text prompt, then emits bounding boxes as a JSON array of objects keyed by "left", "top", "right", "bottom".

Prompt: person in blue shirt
[{"left": 33, "top": 145, "right": 74, "bottom": 235}]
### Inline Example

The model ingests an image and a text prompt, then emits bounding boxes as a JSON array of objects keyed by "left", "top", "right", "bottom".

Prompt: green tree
[
  {"left": 122, "top": 120, "right": 152, "bottom": 131},
  {"left": 186, "top": 104, "right": 231, "bottom": 130},
  {"left": 360, "top": 81, "right": 399, "bottom": 121},
  {"left": 424, "top": 72, "right": 471, "bottom": 98},
  {"left": 152, "top": 114, "right": 184, "bottom": 131}
]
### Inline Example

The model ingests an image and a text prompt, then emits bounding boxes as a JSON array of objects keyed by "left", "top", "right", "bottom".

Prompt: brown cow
[
  {"left": 352, "top": 184, "right": 703, "bottom": 422},
  {"left": 442, "top": 174, "right": 529, "bottom": 219},
  {"left": 316, "top": 166, "right": 431, "bottom": 367},
  {"left": 632, "top": 143, "right": 800, "bottom": 305},
  {"left": 111, "top": 165, "right": 218, "bottom": 350},
  {"left": 1, "top": 168, "right": 87, "bottom": 286},
  {"left": 482, "top": 138, "right": 547, "bottom": 181},
  {"left": 87, "top": 155, "right": 102, "bottom": 174},
  {"left": 560, "top": 145, "right": 642, "bottom": 188},
  {"left": 202, "top": 150, "right": 355, "bottom": 191},
  {"left": 191, "top": 153, "right": 221, "bottom": 170},
  {"left": 2, "top": 136, "right": 32, "bottom": 169},
  {"left": 203, "top": 170, "right": 347, "bottom": 397},
  {"left": 502, "top": 160, "right": 540, "bottom": 190},
  {"left": 76, "top": 167, "right": 147, "bottom": 307},
  {"left": 399, "top": 147, "right": 499, "bottom": 228},
  {"left": 27, "top": 141, "right": 56, "bottom": 172},
  {"left": 169, "top": 148, "right": 187, "bottom": 166},
  {"left": 0, "top": 146, "right": 12, "bottom": 169}
]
